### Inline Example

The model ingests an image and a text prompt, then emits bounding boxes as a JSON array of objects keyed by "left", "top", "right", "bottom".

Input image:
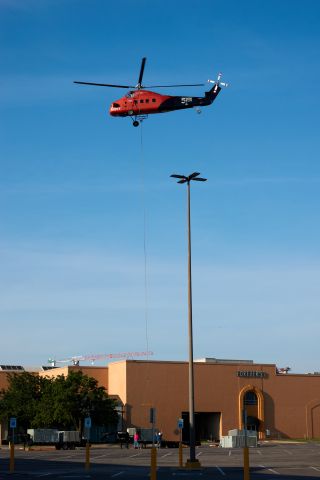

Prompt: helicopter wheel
[{"left": 133, "top": 120, "right": 139, "bottom": 127}]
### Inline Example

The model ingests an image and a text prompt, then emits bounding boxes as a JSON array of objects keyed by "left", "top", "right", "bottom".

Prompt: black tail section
[{"left": 205, "top": 84, "right": 222, "bottom": 104}]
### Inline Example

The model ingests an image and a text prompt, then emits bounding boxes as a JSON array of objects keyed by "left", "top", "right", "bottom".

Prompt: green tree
[
  {"left": 0, "top": 370, "right": 118, "bottom": 433},
  {"left": 0, "top": 372, "right": 50, "bottom": 430}
]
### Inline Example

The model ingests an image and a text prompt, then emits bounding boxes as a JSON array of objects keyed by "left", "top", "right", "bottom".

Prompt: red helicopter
[{"left": 74, "top": 58, "right": 228, "bottom": 127}]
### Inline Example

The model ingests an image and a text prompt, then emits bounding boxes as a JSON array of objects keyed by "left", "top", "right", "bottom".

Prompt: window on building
[
  {"left": 152, "top": 99, "right": 156, "bottom": 103},
  {"left": 146, "top": 99, "right": 149, "bottom": 103},
  {"left": 244, "top": 391, "right": 258, "bottom": 406},
  {"left": 140, "top": 99, "right": 144, "bottom": 103}
]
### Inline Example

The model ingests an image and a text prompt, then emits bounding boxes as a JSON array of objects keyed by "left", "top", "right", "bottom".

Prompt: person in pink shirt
[{"left": 133, "top": 432, "right": 140, "bottom": 449}]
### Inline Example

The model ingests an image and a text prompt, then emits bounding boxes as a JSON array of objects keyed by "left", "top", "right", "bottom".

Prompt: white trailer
[
  {"left": 27, "top": 429, "right": 59, "bottom": 444},
  {"left": 27, "top": 429, "right": 81, "bottom": 449}
]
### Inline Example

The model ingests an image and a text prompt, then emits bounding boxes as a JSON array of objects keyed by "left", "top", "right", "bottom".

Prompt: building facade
[
  {"left": 106, "top": 358, "right": 320, "bottom": 441},
  {"left": 1, "top": 359, "right": 320, "bottom": 442}
]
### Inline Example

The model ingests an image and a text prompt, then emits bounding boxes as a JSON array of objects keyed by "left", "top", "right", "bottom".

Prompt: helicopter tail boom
[{"left": 204, "top": 83, "right": 222, "bottom": 104}]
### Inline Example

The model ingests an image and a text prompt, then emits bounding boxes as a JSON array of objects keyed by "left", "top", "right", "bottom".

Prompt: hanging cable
[{"left": 140, "top": 122, "right": 150, "bottom": 358}]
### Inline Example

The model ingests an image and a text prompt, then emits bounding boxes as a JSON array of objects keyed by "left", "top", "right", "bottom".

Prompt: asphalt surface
[{"left": 1, "top": 442, "right": 320, "bottom": 479}]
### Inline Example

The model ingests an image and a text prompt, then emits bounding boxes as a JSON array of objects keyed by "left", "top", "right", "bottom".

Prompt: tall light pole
[{"left": 170, "top": 172, "right": 207, "bottom": 467}]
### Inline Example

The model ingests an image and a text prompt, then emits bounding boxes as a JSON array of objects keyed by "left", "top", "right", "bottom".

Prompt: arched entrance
[
  {"left": 239, "top": 385, "right": 264, "bottom": 439},
  {"left": 306, "top": 399, "right": 320, "bottom": 438},
  {"left": 246, "top": 415, "right": 260, "bottom": 431}
]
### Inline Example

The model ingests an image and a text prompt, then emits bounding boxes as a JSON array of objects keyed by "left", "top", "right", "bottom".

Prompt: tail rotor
[{"left": 208, "top": 72, "right": 229, "bottom": 92}]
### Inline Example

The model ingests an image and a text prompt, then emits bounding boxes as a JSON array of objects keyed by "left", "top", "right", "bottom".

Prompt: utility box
[
  {"left": 220, "top": 430, "right": 257, "bottom": 448},
  {"left": 228, "top": 429, "right": 242, "bottom": 436},
  {"left": 220, "top": 435, "right": 257, "bottom": 448}
]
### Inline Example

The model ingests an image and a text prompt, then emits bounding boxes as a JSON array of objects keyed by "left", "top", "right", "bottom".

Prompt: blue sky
[{"left": 1, "top": 0, "right": 320, "bottom": 372}]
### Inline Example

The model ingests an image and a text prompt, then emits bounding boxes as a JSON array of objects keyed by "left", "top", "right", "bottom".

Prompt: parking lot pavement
[{"left": 1, "top": 443, "right": 320, "bottom": 479}]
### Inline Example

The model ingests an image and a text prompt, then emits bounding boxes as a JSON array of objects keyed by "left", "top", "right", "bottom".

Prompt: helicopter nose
[{"left": 110, "top": 101, "right": 121, "bottom": 116}]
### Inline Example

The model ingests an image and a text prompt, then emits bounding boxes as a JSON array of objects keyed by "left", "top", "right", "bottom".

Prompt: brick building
[{"left": 1, "top": 358, "right": 320, "bottom": 442}]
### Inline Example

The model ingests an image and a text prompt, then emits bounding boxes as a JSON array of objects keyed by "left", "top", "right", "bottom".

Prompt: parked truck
[{"left": 27, "top": 429, "right": 81, "bottom": 450}]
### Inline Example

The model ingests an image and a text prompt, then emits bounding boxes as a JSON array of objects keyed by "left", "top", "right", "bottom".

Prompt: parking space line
[
  {"left": 129, "top": 453, "right": 141, "bottom": 457},
  {"left": 111, "top": 472, "right": 124, "bottom": 477},
  {"left": 160, "top": 452, "right": 172, "bottom": 458},
  {"left": 259, "top": 464, "right": 279, "bottom": 475},
  {"left": 257, "top": 449, "right": 262, "bottom": 455},
  {"left": 196, "top": 452, "right": 202, "bottom": 458},
  {"left": 91, "top": 453, "right": 109, "bottom": 459},
  {"left": 228, "top": 450, "right": 231, "bottom": 456},
  {"left": 268, "top": 468, "right": 280, "bottom": 475},
  {"left": 172, "top": 473, "right": 203, "bottom": 477},
  {"left": 311, "top": 466, "right": 320, "bottom": 472},
  {"left": 215, "top": 465, "right": 226, "bottom": 476},
  {"left": 59, "top": 476, "right": 89, "bottom": 479},
  {"left": 283, "top": 449, "right": 293, "bottom": 455}
]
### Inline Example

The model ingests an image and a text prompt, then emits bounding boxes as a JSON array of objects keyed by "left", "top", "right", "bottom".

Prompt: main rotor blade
[
  {"left": 137, "top": 57, "right": 147, "bottom": 87},
  {"left": 189, "top": 172, "right": 201, "bottom": 179},
  {"left": 145, "top": 83, "right": 204, "bottom": 88},
  {"left": 178, "top": 179, "right": 187, "bottom": 184},
  {"left": 74, "top": 81, "right": 133, "bottom": 88},
  {"left": 171, "top": 174, "right": 186, "bottom": 179},
  {"left": 192, "top": 177, "right": 207, "bottom": 182}
]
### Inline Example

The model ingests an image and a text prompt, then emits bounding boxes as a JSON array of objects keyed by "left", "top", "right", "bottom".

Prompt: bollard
[
  {"left": 179, "top": 441, "right": 183, "bottom": 468},
  {"left": 150, "top": 446, "right": 157, "bottom": 480},
  {"left": 9, "top": 442, "right": 15, "bottom": 473},
  {"left": 243, "top": 446, "right": 250, "bottom": 480},
  {"left": 85, "top": 441, "right": 90, "bottom": 471}
]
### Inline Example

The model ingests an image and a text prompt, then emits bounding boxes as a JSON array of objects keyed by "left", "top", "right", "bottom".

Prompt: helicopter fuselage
[
  {"left": 74, "top": 57, "right": 227, "bottom": 126},
  {"left": 109, "top": 85, "right": 221, "bottom": 118}
]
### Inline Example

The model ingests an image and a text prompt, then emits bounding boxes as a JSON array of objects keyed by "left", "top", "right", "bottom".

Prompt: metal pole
[
  {"left": 9, "top": 428, "right": 15, "bottom": 473},
  {"left": 179, "top": 428, "right": 183, "bottom": 467},
  {"left": 187, "top": 180, "right": 196, "bottom": 463},
  {"left": 243, "top": 408, "right": 250, "bottom": 480},
  {"left": 150, "top": 445, "right": 157, "bottom": 480},
  {"left": 244, "top": 408, "right": 248, "bottom": 447},
  {"left": 85, "top": 440, "right": 90, "bottom": 470},
  {"left": 85, "top": 424, "right": 90, "bottom": 471},
  {"left": 171, "top": 172, "right": 206, "bottom": 468}
]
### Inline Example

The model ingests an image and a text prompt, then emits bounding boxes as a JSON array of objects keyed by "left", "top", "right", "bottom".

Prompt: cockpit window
[{"left": 113, "top": 103, "right": 120, "bottom": 108}]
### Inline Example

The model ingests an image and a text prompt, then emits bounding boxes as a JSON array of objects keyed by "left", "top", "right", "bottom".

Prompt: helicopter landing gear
[{"left": 131, "top": 114, "right": 148, "bottom": 127}]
